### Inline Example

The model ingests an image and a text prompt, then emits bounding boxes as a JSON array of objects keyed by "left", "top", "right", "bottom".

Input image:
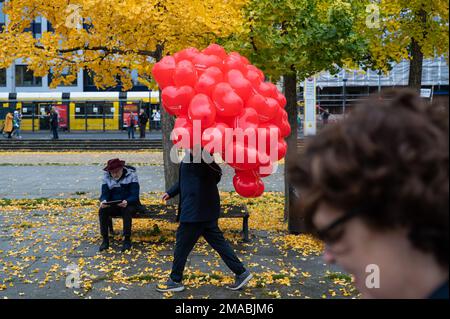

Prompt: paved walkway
[
  {"left": 9, "top": 131, "right": 163, "bottom": 140},
  {"left": 0, "top": 196, "right": 356, "bottom": 299}
]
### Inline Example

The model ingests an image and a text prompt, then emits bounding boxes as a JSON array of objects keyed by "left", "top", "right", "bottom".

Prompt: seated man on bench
[{"left": 98, "top": 158, "right": 141, "bottom": 252}]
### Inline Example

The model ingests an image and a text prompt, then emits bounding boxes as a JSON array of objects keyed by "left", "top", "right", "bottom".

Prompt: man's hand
[
  {"left": 100, "top": 200, "right": 109, "bottom": 209},
  {"left": 162, "top": 193, "right": 170, "bottom": 201},
  {"left": 118, "top": 200, "right": 128, "bottom": 208}
]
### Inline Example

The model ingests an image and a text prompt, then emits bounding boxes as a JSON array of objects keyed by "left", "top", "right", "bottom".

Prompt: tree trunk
[
  {"left": 155, "top": 45, "right": 179, "bottom": 201},
  {"left": 408, "top": 9, "right": 426, "bottom": 92},
  {"left": 283, "top": 73, "right": 304, "bottom": 234},
  {"left": 409, "top": 37, "right": 424, "bottom": 92}
]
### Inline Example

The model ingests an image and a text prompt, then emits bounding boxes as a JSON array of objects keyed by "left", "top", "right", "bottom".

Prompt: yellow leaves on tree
[{"left": 0, "top": 0, "right": 248, "bottom": 90}]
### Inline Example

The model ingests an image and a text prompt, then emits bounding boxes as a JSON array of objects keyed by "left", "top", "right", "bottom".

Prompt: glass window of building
[
  {"left": 0, "top": 68, "right": 6, "bottom": 87},
  {"left": 0, "top": 0, "right": 6, "bottom": 30},
  {"left": 15, "top": 65, "right": 42, "bottom": 87},
  {"left": 24, "top": 16, "right": 42, "bottom": 39}
]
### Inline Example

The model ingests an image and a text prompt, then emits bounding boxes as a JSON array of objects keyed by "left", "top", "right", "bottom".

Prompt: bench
[{"left": 108, "top": 204, "right": 250, "bottom": 242}]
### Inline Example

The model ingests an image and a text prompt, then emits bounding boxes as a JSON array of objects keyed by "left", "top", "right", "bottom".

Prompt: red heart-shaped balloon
[
  {"left": 233, "top": 170, "right": 264, "bottom": 198},
  {"left": 173, "top": 47, "right": 200, "bottom": 63},
  {"left": 188, "top": 94, "right": 216, "bottom": 129},
  {"left": 201, "top": 122, "right": 230, "bottom": 154},
  {"left": 233, "top": 107, "right": 259, "bottom": 131},
  {"left": 225, "top": 142, "right": 260, "bottom": 171},
  {"left": 202, "top": 44, "right": 228, "bottom": 60},
  {"left": 271, "top": 107, "right": 291, "bottom": 138},
  {"left": 223, "top": 53, "right": 248, "bottom": 74},
  {"left": 162, "top": 86, "right": 195, "bottom": 116},
  {"left": 246, "top": 94, "right": 278, "bottom": 123},
  {"left": 174, "top": 60, "right": 198, "bottom": 88},
  {"left": 277, "top": 138, "right": 288, "bottom": 161},
  {"left": 212, "top": 82, "right": 244, "bottom": 118},
  {"left": 276, "top": 92, "right": 287, "bottom": 108},
  {"left": 192, "top": 53, "right": 223, "bottom": 75},
  {"left": 151, "top": 56, "right": 176, "bottom": 89},
  {"left": 258, "top": 123, "right": 281, "bottom": 160},
  {"left": 226, "top": 69, "right": 253, "bottom": 103},
  {"left": 171, "top": 116, "right": 193, "bottom": 149},
  {"left": 195, "top": 67, "right": 223, "bottom": 96},
  {"left": 256, "top": 81, "right": 278, "bottom": 99}
]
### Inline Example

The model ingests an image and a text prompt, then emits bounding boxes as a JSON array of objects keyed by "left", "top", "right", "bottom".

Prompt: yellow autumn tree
[
  {"left": 0, "top": 0, "right": 248, "bottom": 90},
  {"left": 0, "top": 0, "right": 248, "bottom": 189},
  {"left": 357, "top": 0, "right": 449, "bottom": 90}
]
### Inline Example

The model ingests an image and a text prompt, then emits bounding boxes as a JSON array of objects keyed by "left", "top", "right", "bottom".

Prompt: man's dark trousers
[
  {"left": 99, "top": 205, "right": 137, "bottom": 238},
  {"left": 170, "top": 220, "right": 246, "bottom": 283},
  {"left": 139, "top": 124, "right": 146, "bottom": 138}
]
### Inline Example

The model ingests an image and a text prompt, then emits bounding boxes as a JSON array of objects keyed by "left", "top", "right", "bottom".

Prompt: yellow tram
[{"left": 0, "top": 91, "right": 160, "bottom": 131}]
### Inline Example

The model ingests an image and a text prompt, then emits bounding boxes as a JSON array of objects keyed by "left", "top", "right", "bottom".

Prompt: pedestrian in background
[
  {"left": 13, "top": 110, "right": 22, "bottom": 139},
  {"left": 290, "top": 90, "right": 449, "bottom": 299},
  {"left": 49, "top": 107, "right": 59, "bottom": 140},
  {"left": 138, "top": 108, "right": 148, "bottom": 139},
  {"left": 3, "top": 112, "right": 14, "bottom": 139},
  {"left": 127, "top": 112, "right": 137, "bottom": 139},
  {"left": 153, "top": 110, "right": 161, "bottom": 130}
]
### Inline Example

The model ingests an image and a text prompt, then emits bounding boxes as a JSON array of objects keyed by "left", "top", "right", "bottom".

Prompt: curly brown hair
[{"left": 289, "top": 89, "right": 449, "bottom": 267}]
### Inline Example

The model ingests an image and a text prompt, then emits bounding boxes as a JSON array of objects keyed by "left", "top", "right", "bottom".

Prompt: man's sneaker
[
  {"left": 121, "top": 239, "right": 132, "bottom": 252},
  {"left": 156, "top": 278, "right": 185, "bottom": 293},
  {"left": 227, "top": 270, "right": 253, "bottom": 291},
  {"left": 99, "top": 240, "right": 109, "bottom": 252}
]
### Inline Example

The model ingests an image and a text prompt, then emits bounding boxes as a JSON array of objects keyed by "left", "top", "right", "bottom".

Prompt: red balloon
[
  {"left": 202, "top": 44, "right": 228, "bottom": 60},
  {"left": 188, "top": 94, "right": 216, "bottom": 129},
  {"left": 257, "top": 123, "right": 281, "bottom": 160},
  {"left": 226, "top": 69, "right": 253, "bottom": 102},
  {"left": 277, "top": 138, "right": 288, "bottom": 161},
  {"left": 225, "top": 142, "right": 260, "bottom": 171},
  {"left": 258, "top": 160, "right": 274, "bottom": 178},
  {"left": 192, "top": 53, "right": 223, "bottom": 75},
  {"left": 174, "top": 47, "right": 200, "bottom": 63},
  {"left": 174, "top": 60, "right": 198, "bottom": 87},
  {"left": 171, "top": 116, "right": 193, "bottom": 149},
  {"left": 246, "top": 95, "right": 278, "bottom": 123},
  {"left": 233, "top": 170, "right": 264, "bottom": 198},
  {"left": 212, "top": 82, "right": 244, "bottom": 118},
  {"left": 271, "top": 107, "right": 291, "bottom": 138},
  {"left": 195, "top": 67, "right": 223, "bottom": 96},
  {"left": 246, "top": 65, "right": 265, "bottom": 82},
  {"left": 256, "top": 82, "right": 278, "bottom": 99},
  {"left": 151, "top": 56, "right": 176, "bottom": 89},
  {"left": 276, "top": 92, "right": 287, "bottom": 108},
  {"left": 201, "top": 122, "right": 230, "bottom": 154},
  {"left": 223, "top": 53, "right": 248, "bottom": 74},
  {"left": 234, "top": 107, "right": 259, "bottom": 130},
  {"left": 162, "top": 86, "right": 195, "bottom": 116}
]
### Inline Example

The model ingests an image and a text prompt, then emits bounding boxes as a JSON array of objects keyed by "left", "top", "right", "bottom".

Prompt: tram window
[
  {"left": 16, "top": 65, "right": 42, "bottom": 87},
  {"left": 74, "top": 102, "right": 115, "bottom": 119},
  {"left": 0, "top": 68, "right": 6, "bottom": 87}
]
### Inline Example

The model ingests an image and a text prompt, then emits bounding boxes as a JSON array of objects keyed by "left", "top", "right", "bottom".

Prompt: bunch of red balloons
[{"left": 152, "top": 44, "right": 291, "bottom": 198}]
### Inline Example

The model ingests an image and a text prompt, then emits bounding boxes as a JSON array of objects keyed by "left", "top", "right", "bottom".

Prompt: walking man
[
  {"left": 3, "top": 112, "right": 14, "bottom": 139},
  {"left": 156, "top": 150, "right": 252, "bottom": 293}
]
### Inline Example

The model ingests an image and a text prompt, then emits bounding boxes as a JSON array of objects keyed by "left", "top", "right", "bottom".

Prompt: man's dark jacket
[
  {"left": 99, "top": 166, "right": 140, "bottom": 205},
  {"left": 50, "top": 112, "right": 58, "bottom": 129},
  {"left": 166, "top": 153, "right": 222, "bottom": 223},
  {"left": 139, "top": 112, "right": 149, "bottom": 126}
]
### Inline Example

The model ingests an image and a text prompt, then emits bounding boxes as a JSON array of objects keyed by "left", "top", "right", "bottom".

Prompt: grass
[{"left": 325, "top": 272, "right": 352, "bottom": 282}]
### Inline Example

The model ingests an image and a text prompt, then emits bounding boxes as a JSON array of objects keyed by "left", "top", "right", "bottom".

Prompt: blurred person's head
[{"left": 290, "top": 90, "right": 449, "bottom": 298}]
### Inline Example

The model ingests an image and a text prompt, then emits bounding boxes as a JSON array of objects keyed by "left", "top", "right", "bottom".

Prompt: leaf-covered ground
[{"left": 0, "top": 192, "right": 358, "bottom": 299}]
